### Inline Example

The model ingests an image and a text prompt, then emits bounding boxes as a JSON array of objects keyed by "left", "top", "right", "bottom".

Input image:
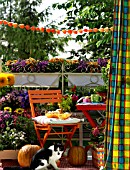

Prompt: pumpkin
[
  {"left": 68, "top": 146, "right": 87, "bottom": 166},
  {"left": 18, "top": 144, "right": 41, "bottom": 167}
]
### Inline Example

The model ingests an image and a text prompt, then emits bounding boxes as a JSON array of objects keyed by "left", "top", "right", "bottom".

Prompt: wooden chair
[{"left": 28, "top": 90, "right": 80, "bottom": 151}]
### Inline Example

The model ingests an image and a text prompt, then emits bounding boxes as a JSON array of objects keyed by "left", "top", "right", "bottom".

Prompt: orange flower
[{"left": 5, "top": 60, "right": 12, "bottom": 66}]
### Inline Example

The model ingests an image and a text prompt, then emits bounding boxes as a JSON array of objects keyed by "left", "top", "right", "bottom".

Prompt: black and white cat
[{"left": 30, "top": 143, "right": 64, "bottom": 170}]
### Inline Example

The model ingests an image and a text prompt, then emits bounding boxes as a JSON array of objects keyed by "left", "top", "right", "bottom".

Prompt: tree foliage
[
  {"left": 0, "top": 0, "right": 68, "bottom": 61},
  {"left": 52, "top": 0, "right": 114, "bottom": 60}
]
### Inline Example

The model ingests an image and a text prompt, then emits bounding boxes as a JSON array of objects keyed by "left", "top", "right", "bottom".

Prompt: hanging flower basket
[{"left": 92, "top": 147, "right": 104, "bottom": 168}]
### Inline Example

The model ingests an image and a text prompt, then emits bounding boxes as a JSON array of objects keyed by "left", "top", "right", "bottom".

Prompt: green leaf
[{"left": 66, "top": 2, "right": 72, "bottom": 9}]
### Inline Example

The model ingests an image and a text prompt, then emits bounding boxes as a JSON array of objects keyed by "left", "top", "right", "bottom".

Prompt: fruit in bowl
[
  {"left": 45, "top": 111, "right": 59, "bottom": 118},
  {"left": 45, "top": 110, "right": 71, "bottom": 120},
  {"left": 58, "top": 112, "right": 72, "bottom": 120}
]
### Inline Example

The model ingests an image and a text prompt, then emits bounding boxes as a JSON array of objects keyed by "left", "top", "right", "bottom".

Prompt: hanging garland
[{"left": 0, "top": 19, "right": 113, "bottom": 34}]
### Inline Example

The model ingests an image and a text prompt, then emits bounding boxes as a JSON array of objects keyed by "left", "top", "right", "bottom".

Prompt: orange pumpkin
[
  {"left": 18, "top": 144, "right": 41, "bottom": 167},
  {"left": 68, "top": 146, "right": 87, "bottom": 166}
]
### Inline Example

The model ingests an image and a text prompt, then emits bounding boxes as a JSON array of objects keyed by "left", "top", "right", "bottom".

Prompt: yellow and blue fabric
[{"left": 104, "top": 0, "right": 130, "bottom": 169}]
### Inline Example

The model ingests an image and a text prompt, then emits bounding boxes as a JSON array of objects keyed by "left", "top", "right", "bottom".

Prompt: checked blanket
[{"left": 104, "top": 0, "right": 130, "bottom": 169}]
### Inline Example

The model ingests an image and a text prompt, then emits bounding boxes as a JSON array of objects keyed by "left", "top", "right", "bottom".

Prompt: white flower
[{"left": 20, "top": 136, "right": 24, "bottom": 140}]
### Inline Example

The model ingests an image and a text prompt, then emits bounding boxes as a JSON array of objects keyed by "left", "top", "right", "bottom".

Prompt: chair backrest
[{"left": 28, "top": 90, "right": 62, "bottom": 117}]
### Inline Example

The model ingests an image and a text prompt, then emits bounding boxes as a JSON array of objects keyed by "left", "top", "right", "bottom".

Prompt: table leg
[
  {"left": 41, "top": 128, "right": 51, "bottom": 147},
  {"left": 82, "top": 110, "right": 97, "bottom": 128},
  {"left": 101, "top": 119, "right": 106, "bottom": 127},
  {"left": 63, "top": 124, "right": 79, "bottom": 152},
  {"left": 63, "top": 126, "right": 72, "bottom": 147}
]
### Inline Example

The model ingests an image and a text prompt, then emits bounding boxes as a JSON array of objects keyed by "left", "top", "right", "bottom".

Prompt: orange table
[{"left": 76, "top": 103, "right": 106, "bottom": 128}]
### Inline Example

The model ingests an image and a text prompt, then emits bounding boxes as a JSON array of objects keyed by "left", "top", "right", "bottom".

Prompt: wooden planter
[
  {"left": 92, "top": 147, "right": 104, "bottom": 168},
  {"left": 0, "top": 150, "right": 19, "bottom": 160}
]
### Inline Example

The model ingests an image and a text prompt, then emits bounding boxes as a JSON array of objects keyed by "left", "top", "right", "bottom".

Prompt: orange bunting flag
[{"left": 0, "top": 19, "right": 113, "bottom": 34}]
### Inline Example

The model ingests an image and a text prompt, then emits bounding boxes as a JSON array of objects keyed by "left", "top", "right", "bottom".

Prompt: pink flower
[
  {"left": 92, "top": 127, "right": 100, "bottom": 136},
  {"left": 0, "top": 123, "right": 5, "bottom": 129},
  {"left": 1, "top": 97, "right": 5, "bottom": 102},
  {"left": 72, "top": 94, "right": 78, "bottom": 102}
]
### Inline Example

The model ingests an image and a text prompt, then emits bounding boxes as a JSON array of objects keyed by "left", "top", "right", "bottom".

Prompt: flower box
[
  {"left": 92, "top": 147, "right": 104, "bottom": 168},
  {"left": 67, "top": 73, "right": 104, "bottom": 87},
  {"left": 0, "top": 150, "right": 19, "bottom": 160},
  {"left": 13, "top": 73, "right": 60, "bottom": 87}
]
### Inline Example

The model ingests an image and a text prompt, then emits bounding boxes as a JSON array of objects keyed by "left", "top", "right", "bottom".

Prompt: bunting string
[{"left": 0, "top": 19, "right": 113, "bottom": 34}]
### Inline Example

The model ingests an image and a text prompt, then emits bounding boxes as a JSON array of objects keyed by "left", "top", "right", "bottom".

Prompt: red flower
[{"left": 71, "top": 85, "right": 76, "bottom": 92}]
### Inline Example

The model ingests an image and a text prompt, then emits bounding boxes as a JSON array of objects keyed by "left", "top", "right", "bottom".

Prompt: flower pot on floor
[
  {"left": 0, "top": 150, "right": 19, "bottom": 160},
  {"left": 92, "top": 147, "right": 104, "bottom": 168}
]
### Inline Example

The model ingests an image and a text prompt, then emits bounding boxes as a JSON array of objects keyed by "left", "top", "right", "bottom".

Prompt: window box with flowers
[
  {"left": 2, "top": 57, "right": 109, "bottom": 87},
  {"left": 88, "top": 126, "right": 105, "bottom": 168},
  {"left": 65, "top": 58, "right": 108, "bottom": 87},
  {"left": 3, "top": 58, "right": 64, "bottom": 87}
]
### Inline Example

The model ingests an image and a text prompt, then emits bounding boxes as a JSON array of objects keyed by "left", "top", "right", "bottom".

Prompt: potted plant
[
  {"left": 0, "top": 83, "right": 38, "bottom": 160},
  {"left": 89, "top": 126, "right": 105, "bottom": 168},
  {"left": 58, "top": 95, "right": 74, "bottom": 112},
  {"left": 0, "top": 109, "right": 37, "bottom": 159}
]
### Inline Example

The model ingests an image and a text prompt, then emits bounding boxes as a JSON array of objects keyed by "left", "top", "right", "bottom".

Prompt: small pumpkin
[
  {"left": 68, "top": 146, "right": 87, "bottom": 166},
  {"left": 18, "top": 144, "right": 41, "bottom": 167}
]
